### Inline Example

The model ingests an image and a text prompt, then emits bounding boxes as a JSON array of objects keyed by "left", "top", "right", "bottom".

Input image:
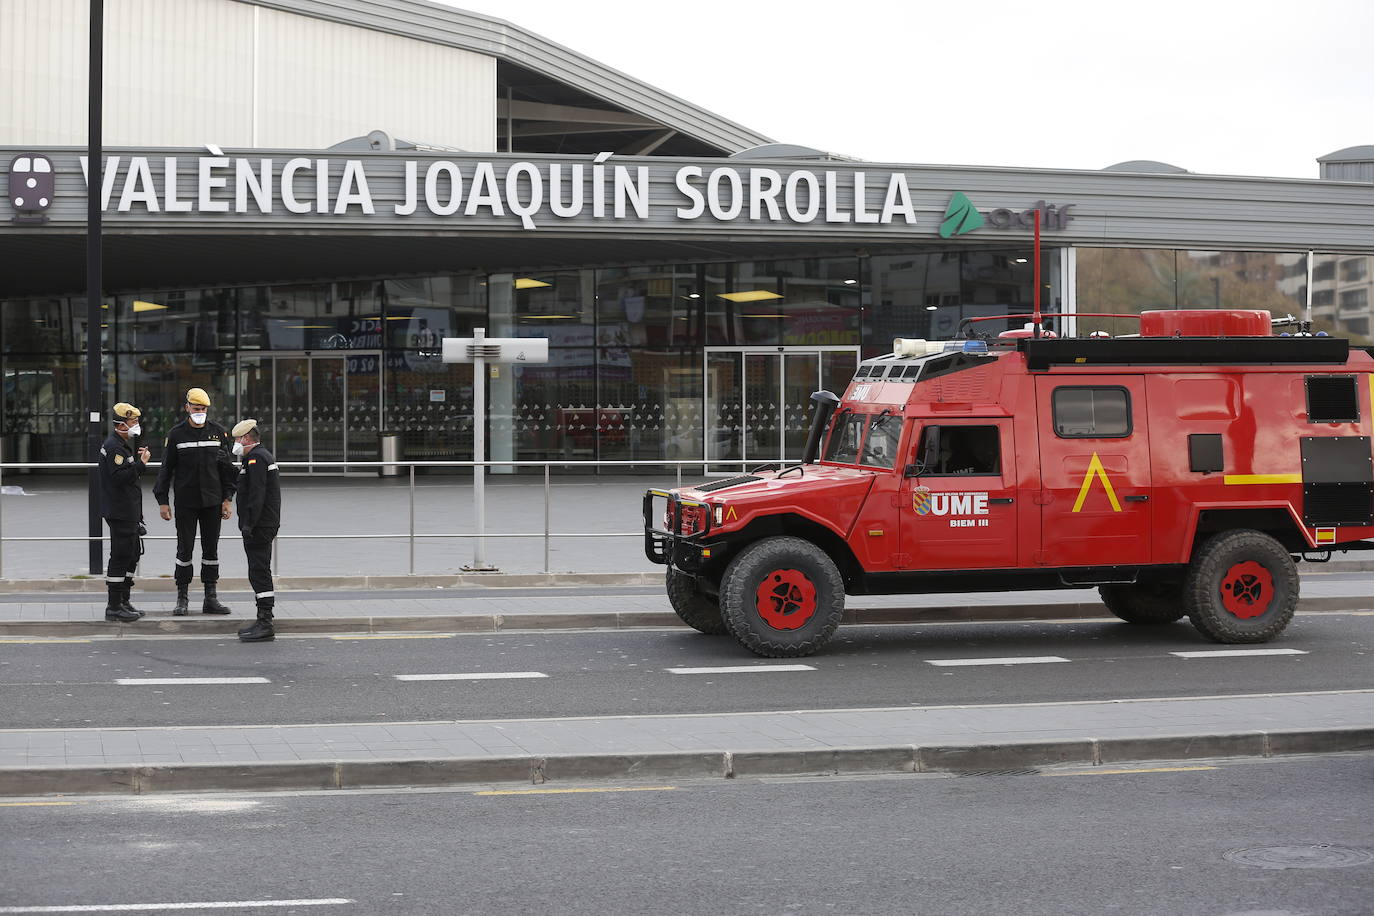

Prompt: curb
[
  {"left": 2, "top": 563, "right": 1372, "bottom": 594},
  {"left": 0, "top": 596, "right": 1367, "bottom": 637},
  {"left": 2, "top": 727, "right": 1369, "bottom": 797}
]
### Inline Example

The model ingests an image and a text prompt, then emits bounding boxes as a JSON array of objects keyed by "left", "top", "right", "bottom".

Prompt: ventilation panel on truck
[
  {"left": 1305, "top": 376, "right": 1360, "bottom": 424},
  {"left": 1300, "top": 436, "right": 1374, "bottom": 526}
]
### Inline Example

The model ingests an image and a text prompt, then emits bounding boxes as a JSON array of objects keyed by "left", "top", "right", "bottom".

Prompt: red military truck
[{"left": 644, "top": 310, "right": 1374, "bottom": 657}]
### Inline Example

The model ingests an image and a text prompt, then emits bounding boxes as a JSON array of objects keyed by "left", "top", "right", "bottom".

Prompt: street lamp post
[{"left": 86, "top": 0, "right": 104, "bottom": 574}]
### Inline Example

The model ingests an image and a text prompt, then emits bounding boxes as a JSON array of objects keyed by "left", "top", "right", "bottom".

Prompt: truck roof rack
[{"left": 1018, "top": 336, "right": 1350, "bottom": 370}]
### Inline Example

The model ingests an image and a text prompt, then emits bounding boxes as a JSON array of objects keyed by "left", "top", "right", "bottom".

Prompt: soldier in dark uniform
[
  {"left": 230, "top": 419, "right": 281, "bottom": 642},
  {"left": 99, "top": 403, "right": 150, "bottom": 622},
  {"left": 153, "top": 387, "right": 237, "bottom": 616}
]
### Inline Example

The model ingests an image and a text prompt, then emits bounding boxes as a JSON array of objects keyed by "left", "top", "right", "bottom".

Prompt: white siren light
[{"left": 894, "top": 338, "right": 943, "bottom": 357}]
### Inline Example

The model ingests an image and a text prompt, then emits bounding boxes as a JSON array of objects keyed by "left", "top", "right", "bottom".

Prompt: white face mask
[
  {"left": 127, "top": 423, "right": 142, "bottom": 437},
  {"left": 189, "top": 412, "right": 207, "bottom": 426},
  {"left": 232, "top": 441, "right": 245, "bottom": 457}
]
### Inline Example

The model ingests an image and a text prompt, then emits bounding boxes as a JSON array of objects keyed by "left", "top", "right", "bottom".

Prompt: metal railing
[{"left": 0, "top": 458, "right": 745, "bottom": 579}]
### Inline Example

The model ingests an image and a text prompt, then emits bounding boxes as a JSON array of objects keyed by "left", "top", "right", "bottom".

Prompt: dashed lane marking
[
  {"left": 0, "top": 639, "right": 93, "bottom": 645},
  {"left": 394, "top": 672, "right": 547, "bottom": 681},
  {"left": 476, "top": 786, "right": 679, "bottom": 796},
  {"left": 1170, "top": 649, "right": 1309, "bottom": 658},
  {"left": 114, "top": 678, "right": 272, "bottom": 686},
  {"left": 0, "top": 801, "right": 80, "bottom": 807},
  {"left": 0, "top": 900, "right": 352, "bottom": 913},
  {"left": 666, "top": 665, "right": 816, "bottom": 674},
  {"left": 925, "top": 656, "right": 1070, "bottom": 667}
]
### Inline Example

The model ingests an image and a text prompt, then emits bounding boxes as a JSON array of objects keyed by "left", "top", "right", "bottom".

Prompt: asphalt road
[
  {"left": 2, "top": 755, "right": 1371, "bottom": 916},
  {"left": 2, "top": 613, "right": 1370, "bottom": 728}
]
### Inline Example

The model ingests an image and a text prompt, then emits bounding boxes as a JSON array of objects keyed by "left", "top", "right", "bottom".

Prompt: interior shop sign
[{"left": 76, "top": 153, "right": 919, "bottom": 228}]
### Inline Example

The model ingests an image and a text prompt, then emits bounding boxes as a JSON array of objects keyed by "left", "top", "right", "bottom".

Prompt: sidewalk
[
  {"left": 0, "top": 568, "right": 1370, "bottom": 636},
  {"left": 1, "top": 691, "right": 1370, "bottom": 796}
]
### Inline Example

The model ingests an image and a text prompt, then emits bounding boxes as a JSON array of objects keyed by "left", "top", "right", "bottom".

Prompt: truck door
[
  {"left": 1034, "top": 376, "right": 1152, "bottom": 568},
  {"left": 899, "top": 419, "right": 1018, "bottom": 570}
]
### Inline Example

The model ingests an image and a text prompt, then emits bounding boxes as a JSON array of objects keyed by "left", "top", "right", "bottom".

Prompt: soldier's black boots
[
  {"left": 237, "top": 618, "right": 274, "bottom": 642},
  {"left": 120, "top": 582, "right": 145, "bottom": 619},
  {"left": 173, "top": 587, "right": 190, "bottom": 616},
  {"left": 105, "top": 584, "right": 140, "bottom": 622},
  {"left": 201, "top": 584, "right": 230, "bottom": 615}
]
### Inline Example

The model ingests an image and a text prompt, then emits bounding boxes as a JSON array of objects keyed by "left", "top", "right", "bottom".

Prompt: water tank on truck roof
[{"left": 1139, "top": 309, "right": 1272, "bottom": 337}]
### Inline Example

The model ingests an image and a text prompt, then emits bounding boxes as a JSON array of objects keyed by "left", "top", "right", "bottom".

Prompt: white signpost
[{"left": 442, "top": 328, "right": 549, "bottom": 570}]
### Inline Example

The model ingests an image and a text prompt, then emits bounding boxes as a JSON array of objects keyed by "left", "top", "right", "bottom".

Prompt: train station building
[{"left": 3, "top": 0, "right": 1373, "bottom": 473}]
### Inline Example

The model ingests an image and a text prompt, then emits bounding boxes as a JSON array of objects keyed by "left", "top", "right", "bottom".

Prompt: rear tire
[
  {"left": 666, "top": 567, "right": 728, "bottom": 635},
  {"left": 1099, "top": 579, "right": 1186, "bottom": 625},
  {"left": 1184, "top": 529, "right": 1299, "bottom": 643},
  {"left": 719, "top": 536, "right": 845, "bottom": 658}
]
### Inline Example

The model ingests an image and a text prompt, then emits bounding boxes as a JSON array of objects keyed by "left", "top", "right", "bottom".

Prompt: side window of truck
[
  {"left": 917, "top": 425, "right": 1001, "bottom": 475},
  {"left": 859, "top": 414, "right": 903, "bottom": 469},
  {"left": 1052, "top": 387, "right": 1131, "bottom": 438},
  {"left": 824, "top": 412, "right": 867, "bottom": 463}
]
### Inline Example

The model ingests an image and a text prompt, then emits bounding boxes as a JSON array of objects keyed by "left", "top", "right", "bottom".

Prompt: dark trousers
[
  {"left": 174, "top": 505, "right": 222, "bottom": 587},
  {"left": 106, "top": 519, "right": 140, "bottom": 583},
  {"left": 243, "top": 526, "right": 278, "bottom": 619}
]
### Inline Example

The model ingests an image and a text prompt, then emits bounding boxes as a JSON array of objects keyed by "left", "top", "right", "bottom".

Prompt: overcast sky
[{"left": 434, "top": 0, "right": 1372, "bottom": 179}]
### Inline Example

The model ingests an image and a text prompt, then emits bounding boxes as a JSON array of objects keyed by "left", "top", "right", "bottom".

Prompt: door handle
[
  {"left": 988, "top": 497, "right": 1014, "bottom": 504},
  {"left": 1124, "top": 494, "right": 1149, "bottom": 502}
]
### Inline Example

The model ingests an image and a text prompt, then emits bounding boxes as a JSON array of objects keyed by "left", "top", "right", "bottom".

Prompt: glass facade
[{"left": 4, "top": 246, "right": 1371, "bottom": 473}]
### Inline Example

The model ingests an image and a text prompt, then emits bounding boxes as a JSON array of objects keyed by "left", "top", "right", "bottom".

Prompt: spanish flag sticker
[
  {"left": 248, "top": 458, "right": 257, "bottom": 465},
  {"left": 1315, "top": 527, "right": 1336, "bottom": 545}
]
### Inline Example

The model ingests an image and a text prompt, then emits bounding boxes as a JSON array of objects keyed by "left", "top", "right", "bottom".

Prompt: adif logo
[
  {"left": 8, "top": 154, "right": 54, "bottom": 224},
  {"left": 913, "top": 490, "right": 991, "bottom": 528}
]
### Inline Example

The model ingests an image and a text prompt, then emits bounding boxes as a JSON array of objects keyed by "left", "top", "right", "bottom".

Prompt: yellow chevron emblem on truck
[{"left": 1071, "top": 452, "right": 1121, "bottom": 513}]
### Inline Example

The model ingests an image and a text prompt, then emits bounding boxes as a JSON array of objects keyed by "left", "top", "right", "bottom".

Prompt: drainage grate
[
  {"left": 953, "top": 768, "right": 1040, "bottom": 778},
  {"left": 1223, "top": 845, "right": 1373, "bottom": 870}
]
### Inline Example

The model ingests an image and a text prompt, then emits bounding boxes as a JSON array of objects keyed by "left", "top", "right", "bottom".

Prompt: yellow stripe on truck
[{"left": 1222, "top": 474, "right": 1303, "bottom": 485}]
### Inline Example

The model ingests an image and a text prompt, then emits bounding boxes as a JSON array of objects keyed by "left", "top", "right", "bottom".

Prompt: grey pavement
[
  {"left": 0, "top": 689, "right": 1371, "bottom": 796},
  {"left": 0, "top": 473, "right": 674, "bottom": 581},
  {"left": 6, "top": 473, "right": 1374, "bottom": 583}
]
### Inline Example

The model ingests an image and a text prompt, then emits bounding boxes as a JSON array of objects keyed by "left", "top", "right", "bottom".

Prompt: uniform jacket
[
  {"left": 98, "top": 433, "right": 145, "bottom": 522},
  {"left": 153, "top": 418, "right": 237, "bottom": 509},
  {"left": 236, "top": 446, "right": 281, "bottom": 532}
]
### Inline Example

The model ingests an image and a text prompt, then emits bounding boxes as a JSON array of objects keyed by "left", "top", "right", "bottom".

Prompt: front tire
[
  {"left": 719, "top": 536, "right": 845, "bottom": 658},
  {"left": 1099, "top": 579, "right": 1186, "bottom": 625},
  {"left": 666, "top": 567, "right": 728, "bottom": 635},
  {"left": 1184, "top": 529, "right": 1299, "bottom": 643}
]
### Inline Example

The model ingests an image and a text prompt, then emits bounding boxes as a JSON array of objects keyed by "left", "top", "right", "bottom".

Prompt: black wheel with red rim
[
  {"left": 1183, "top": 529, "right": 1299, "bottom": 643},
  {"left": 666, "top": 567, "right": 728, "bottom": 635},
  {"left": 720, "top": 536, "right": 845, "bottom": 657}
]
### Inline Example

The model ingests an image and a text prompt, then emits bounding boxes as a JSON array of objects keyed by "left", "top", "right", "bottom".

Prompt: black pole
[{"left": 86, "top": 0, "right": 103, "bottom": 574}]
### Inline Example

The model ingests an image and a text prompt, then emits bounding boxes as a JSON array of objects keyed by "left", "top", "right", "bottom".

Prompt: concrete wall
[{"left": 0, "top": 0, "right": 496, "bottom": 151}]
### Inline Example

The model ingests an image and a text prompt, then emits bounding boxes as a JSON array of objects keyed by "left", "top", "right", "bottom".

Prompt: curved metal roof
[{"left": 232, "top": 0, "right": 772, "bottom": 154}]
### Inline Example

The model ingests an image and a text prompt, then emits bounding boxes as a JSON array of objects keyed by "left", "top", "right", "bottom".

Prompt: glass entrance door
[
  {"left": 237, "top": 352, "right": 383, "bottom": 473},
  {"left": 705, "top": 347, "right": 859, "bottom": 470}
]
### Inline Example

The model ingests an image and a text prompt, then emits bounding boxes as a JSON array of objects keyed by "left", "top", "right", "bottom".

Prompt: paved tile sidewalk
[{"left": 1, "top": 691, "right": 1370, "bottom": 768}]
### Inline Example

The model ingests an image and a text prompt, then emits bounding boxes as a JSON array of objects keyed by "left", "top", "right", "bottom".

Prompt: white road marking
[
  {"left": 1170, "top": 648, "right": 1309, "bottom": 658},
  {"left": 925, "top": 656, "right": 1070, "bottom": 667},
  {"left": 0, "top": 900, "right": 351, "bottom": 913},
  {"left": 114, "top": 678, "right": 271, "bottom": 686},
  {"left": 667, "top": 665, "right": 816, "bottom": 674},
  {"left": 394, "top": 672, "right": 547, "bottom": 681}
]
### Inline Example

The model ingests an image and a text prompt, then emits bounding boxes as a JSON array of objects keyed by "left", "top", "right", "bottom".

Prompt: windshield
[
  {"left": 823, "top": 412, "right": 903, "bottom": 468},
  {"left": 859, "top": 414, "right": 902, "bottom": 469},
  {"left": 823, "top": 413, "right": 865, "bottom": 464}
]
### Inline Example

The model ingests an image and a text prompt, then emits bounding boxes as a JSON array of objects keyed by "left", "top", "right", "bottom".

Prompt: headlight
[{"left": 713, "top": 505, "right": 724, "bottom": 526}]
